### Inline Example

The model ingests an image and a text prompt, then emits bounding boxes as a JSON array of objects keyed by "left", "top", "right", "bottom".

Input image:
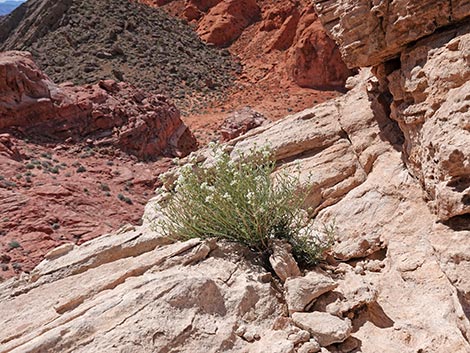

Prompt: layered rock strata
[
  {"left": 313, "top": 0, "right": 470, "bottom": 221},
  {"left": 0, "top": 51, "right": 197, "bottom": 160},
  {"left": 314, "top": 0, "right": 470, "bottom": 67}
]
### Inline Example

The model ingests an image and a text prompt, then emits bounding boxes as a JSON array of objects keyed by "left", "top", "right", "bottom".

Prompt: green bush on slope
[{"left": 156, "top": 145, "right": 332, "bottom": 266}]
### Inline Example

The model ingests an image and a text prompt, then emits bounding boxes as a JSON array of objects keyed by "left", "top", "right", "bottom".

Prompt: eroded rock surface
[
  {"left": 0, "top": 51, "right": 189, "bottom": 278},
  {"left": 141, "top": 0, "right": 353, "bottom": 90},
  {"left": 152, "top": 66, "right": 470, "bottom": 351},
  {"left": 314, "top": 0, "right": 470, "bottom": 67},
  {"left": 197, "top": 0, "right": 260, "bottom": 47},
  {"left": 0, "top": 232, "right": 282, "bottom": 353},
  {"left": 0, "top": 51, "right": 197, "bottom": 160},
  {"left": 285, "top": 271, "right": 337, "bottom": 314},
  {"left": 292, "top": 312, "right": 352, "bottom": 347},
  {"left": 383, "top": 24, "right": 470, "bottom": 221}
]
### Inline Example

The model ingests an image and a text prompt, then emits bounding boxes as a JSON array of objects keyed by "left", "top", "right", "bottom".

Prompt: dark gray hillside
[{"left": 0, "top": 0, "right": 240, "bottom": 106}]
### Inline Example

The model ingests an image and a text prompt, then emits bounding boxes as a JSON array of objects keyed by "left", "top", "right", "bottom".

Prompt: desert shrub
[
  {"left": 50, "top": 166, "right": 60, "bottom": 174},
  {"left": 76, "top": 165, "right": 86, "bottom": 173},
  {"left": 100, "top": 183, "right": 111, "bottom": 192},
  {"left": 8, "top": 240, "right": 21, "bottom": 249},
  {"left": 156, "top": 145, "right": 332, "bottom": 266},
  {"left": 118, "top": 193, "right": 132, "bottom": 204}
]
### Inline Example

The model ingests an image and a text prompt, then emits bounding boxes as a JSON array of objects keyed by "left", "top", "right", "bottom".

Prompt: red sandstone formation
[
  {"left": 285, "top": 5, "right": 352, "bottom": 89},
  {"left": 197, "top": 0, "right": 260, "bottom": 47},
  {"left": 137, "top": 0, "right": 353, "bottom": 145},
  {"left": 0, "top": 51, "right": 196, "bottom": 279},
  {"left": 140, "top": 0, "right": 353, "bottom": 91},
  {"left": 0, "top": 51, "right": 197, "bottom": 160}
]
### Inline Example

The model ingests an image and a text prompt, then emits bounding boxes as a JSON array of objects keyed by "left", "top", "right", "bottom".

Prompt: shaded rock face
[
  {"left": 384, "top": 25, "right": 470, "bottom": 221},
  {"left": 0, "top": 51, "right": 197, "bottom": 160}
]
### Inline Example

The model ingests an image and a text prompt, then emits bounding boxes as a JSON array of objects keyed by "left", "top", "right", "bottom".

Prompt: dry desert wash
[{"left": 0, "top": 0, "right": 470, "bottom": 353}]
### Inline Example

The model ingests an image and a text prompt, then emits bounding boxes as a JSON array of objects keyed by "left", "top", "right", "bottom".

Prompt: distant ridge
[{"left": 0, "top": 1, "right": 25, "bottom": 16}]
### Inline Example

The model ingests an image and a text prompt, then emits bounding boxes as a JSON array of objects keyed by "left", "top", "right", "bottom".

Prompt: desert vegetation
[{"left": 157, "top": 145, "right": 332, "bottom": 266}]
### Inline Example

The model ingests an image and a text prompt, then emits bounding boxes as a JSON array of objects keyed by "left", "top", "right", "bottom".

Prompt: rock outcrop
[
  {"left": 4, "top": 65, "right": 469, "bottom": 352},
  {"left": 285, "top": 4, "right": 353, "bottom": 89},
  {"left": 141, "top": 0, "right": 354, "bottom": 90},
  {"left": 313, "top": 0, "right": 470, "bottom": 222},
  {"left": 0, "top": 51, "right": 197, "bottom": 159},
  {"left": 314, "top": 0, "right": 470, "bottom": 67},
  {"left": 0, "top": 51, "right": 186, "bottom": 279},
  {"left": 197, "top": 0, "right": 261, "bottom": 47},
  {"left": 385, "top": 24, "right": 470, "bottom": 221},
  {"left": 0, "top": 232, "right": 283, "bottom": 353}
]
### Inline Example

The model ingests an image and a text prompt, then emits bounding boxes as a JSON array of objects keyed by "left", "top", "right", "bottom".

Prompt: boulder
[
  {"left": 286, "top": 5, "right": 353, "bottom": 89},
  {"left": 285, "top": 271, "right": 338, "bottom": 314},
  {"left": 292, "top": 312, "right": 352, "bottom": 347},
  {"left": 197, "top": 0, "right": 260, "bottom": 47}
]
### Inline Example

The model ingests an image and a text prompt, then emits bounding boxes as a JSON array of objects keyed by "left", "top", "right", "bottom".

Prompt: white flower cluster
[
  {"left": 175, "top": 163, "right": 194, "bottom": 192},
  {"left": 200, "top": 182, "right": 215, "bottom": 192},
  {"left": 246, "top": 191, "right": 255, "bottom": 204}
]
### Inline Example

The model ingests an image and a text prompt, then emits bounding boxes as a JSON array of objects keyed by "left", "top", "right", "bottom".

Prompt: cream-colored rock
[
  {"left": 313, "top": 267, "right": 377, "bottom": 317},
  {"left": 313, "top": 0, "right": 470, "bottom": 67},
  {"left": 292, "top": 312, "right": 352, "bottom": 347},
  {"left": 231, "top": 69, "right": 393, "bottom": 215},
  {"left": 384, "top": 24, "right": 470, "bottom": 221},
  {"left": 287, "top": 329, "right": 311, "bottom": 345},
  {"left": 248, "top": 330, "right": 295, "bottom": 353},
  {"left": 285, "top": 271, "right": 337, "bottom": 314},
  {"left": 269, "top": 240, "right": 301, "bottom": 282},
  {"left": 313, "top": 150, "right": 470, "bottom": 352},
  {"left": 0, "top": 229, "right": 282, "bottom": 353},
  {"left": 298, "top": 340, "right": 321, "bottom": 353},
  {"left": 160, "top": 65, "right": 470, "bottom": 352},
  {"left": 44, "top": 243, "right": 75, "bottom": 260}
]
